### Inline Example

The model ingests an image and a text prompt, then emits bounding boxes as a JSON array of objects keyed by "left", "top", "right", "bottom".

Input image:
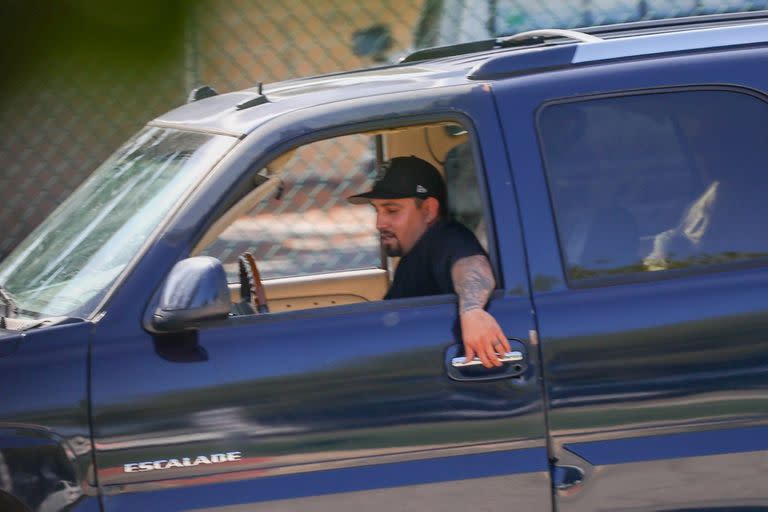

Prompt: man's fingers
[
  {"left": 464, "top": 345, "right": 476, "bottom": 365},
  {"left": 465, "top": 338, "right": 509, "bottom": 368},
  {"left": 466, "top": 341, "right": 495, "bottom": 368},
  {"left": 489, "top": 337, "right": 508, "bottom": 367},
  {"left": 478, "top": 348, "right": 493, "bottom": 368},
  {"left": 499, "top": 336, "right": 511, "bottom": 355},
  {"left": 492, "top": 346, "right": 504, "bottom": 357},
  {"left": 483, "top": 340, "right": 502, "bottom": 368}
]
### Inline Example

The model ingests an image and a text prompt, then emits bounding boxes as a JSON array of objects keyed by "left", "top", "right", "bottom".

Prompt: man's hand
[{"left": 460, "top": 308, "right": 510, "bottom": 368}]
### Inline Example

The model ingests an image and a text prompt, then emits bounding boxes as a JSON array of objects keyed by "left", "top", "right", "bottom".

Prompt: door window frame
[{"left": 184, "top": 112, "right": 505, "bottom": 322}]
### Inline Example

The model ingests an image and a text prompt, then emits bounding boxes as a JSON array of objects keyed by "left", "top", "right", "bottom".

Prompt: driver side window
[{"left": 197, "top": 121, "right": 486, "bottom": 314}]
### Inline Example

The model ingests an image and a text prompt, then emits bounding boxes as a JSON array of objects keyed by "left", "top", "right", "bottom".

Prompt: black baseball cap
[{"left": 348, "top": 156, "right": 446, "bottom": 205}]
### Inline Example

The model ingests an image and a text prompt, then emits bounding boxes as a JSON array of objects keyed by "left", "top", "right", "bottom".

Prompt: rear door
[
  {"left": 496, "top": 46, "right": 768, "bottom": 509},
  {"left": 92, "top": 85, "right": 553, "bottom": 511}
]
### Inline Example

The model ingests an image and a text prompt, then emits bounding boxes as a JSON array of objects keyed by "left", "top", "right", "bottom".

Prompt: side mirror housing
[{"left": 152, "top": 257, "right": 230, "bottom": 332}]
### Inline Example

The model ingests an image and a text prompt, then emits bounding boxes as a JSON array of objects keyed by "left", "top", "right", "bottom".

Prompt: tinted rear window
[{"left": 538, "top": 89, "right": 768, "bottom": 284}]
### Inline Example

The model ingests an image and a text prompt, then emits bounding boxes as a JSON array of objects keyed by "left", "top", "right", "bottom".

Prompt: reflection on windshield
[{"left": 0, "top": 127, "right": 236, "bottom": 318}]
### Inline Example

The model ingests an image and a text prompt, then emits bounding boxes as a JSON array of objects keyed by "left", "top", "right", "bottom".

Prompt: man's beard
[{"left": 380, "top": 231, "right": 402, "bottom": 257}]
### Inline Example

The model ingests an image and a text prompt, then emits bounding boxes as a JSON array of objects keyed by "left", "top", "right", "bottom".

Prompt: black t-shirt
[{"left": 384, "top": 220, "right": 487, "bottom": 300}]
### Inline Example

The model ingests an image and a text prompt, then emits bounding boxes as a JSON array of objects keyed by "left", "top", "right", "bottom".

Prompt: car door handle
[
  {"left": 444, "top": 343, "right": 528, "bottom": 382},
  {"left": 451, "top": 351, "right": 523, "bottom": 367}
]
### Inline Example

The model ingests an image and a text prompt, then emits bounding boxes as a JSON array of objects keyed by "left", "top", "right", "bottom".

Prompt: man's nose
[{"left": 376, "top": 214, "right": 387, "bottom": 231}]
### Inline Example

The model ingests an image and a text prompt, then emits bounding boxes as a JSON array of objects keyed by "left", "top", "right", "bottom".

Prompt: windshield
[{"left": 0, "top": 126, "right": 236, "bottom": 319}]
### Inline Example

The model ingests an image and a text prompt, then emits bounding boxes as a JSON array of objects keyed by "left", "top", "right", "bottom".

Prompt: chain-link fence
[
  {"left": 0, "top": 1, "right": 190, "bottom": 260},
  {"left": 198, "top": 133, "right": 380, "bottom": 281},
  {"left": 1, "top": 0, "right": 766, "bottom": 264}
]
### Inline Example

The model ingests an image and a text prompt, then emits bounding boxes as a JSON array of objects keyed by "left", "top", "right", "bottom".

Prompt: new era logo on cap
[{"left": 416, "top": 185, "right": 427, "bottom": 193}]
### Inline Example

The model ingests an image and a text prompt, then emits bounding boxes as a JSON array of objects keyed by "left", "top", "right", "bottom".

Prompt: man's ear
[{"left": 423, "top": 197, "right": 440, "bottom": 224}]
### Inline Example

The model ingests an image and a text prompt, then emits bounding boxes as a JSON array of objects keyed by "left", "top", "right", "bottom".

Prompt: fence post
[{"left": 184, "top": 1, "right": 200, "bottom": 97}]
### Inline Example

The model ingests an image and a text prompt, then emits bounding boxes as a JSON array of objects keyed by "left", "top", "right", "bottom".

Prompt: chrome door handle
[{"left": 451, "top": 350, "right": 523, "bottom": 368}]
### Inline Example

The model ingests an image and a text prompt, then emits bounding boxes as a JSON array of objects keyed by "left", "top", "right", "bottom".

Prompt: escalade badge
[{"left": 123, "top": 451, "right": 242, "bottom": 472}]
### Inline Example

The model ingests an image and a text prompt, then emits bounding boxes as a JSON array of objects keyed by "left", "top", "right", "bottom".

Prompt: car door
[
  {"left": 496, "top": 47, "right": 768, "bottom": 509},
  {"left": 90, "top": 86, "right": 553, "bottom": 511}
]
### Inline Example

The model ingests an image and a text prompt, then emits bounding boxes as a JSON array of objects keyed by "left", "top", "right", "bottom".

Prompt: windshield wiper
[{"left": 0, "top": 284, "right": 18, "bottom": 319}]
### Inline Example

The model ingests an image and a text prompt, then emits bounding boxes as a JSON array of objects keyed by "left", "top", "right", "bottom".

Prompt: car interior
[{"left": 193, "top": 121, "right": 487, "bottom": 314}]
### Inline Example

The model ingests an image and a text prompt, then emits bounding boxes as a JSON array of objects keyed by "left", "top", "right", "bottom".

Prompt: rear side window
[{"left": 538, "top": 89, "right": 768, "bottom": 284}]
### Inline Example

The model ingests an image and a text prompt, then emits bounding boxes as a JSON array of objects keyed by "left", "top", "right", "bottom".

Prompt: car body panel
[{"left": 0, "top": 323, "right": 97, "bottom": 511}]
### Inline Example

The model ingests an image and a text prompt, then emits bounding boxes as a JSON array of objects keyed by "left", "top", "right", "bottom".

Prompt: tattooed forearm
[{"left": 451, "top": 255, "right": 496, "bottom": 314}]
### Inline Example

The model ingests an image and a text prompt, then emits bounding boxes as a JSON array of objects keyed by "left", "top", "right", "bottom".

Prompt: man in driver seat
[{"left": 349, "top": 156, "right": 509, "bottom": 368}]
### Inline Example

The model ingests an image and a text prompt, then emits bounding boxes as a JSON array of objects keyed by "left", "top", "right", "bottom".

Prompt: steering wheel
[{"left": 238, "top": 252, "right": 269, "bottom": 314}]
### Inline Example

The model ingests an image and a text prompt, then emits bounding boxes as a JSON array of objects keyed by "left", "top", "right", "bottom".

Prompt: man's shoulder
[
  {"left": 430, "top": 219, "right": 480, "bottom": 241},
  {"left": 430, "top": 219, "right": 471, "bottom": 234},
  {"left": 425, "top": 220, "right": 486, "bottom": 255}
]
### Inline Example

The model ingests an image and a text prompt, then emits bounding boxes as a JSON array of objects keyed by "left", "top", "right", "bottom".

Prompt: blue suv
[{"left": 1, "top": 11, "right": 768, "bottom": 512}]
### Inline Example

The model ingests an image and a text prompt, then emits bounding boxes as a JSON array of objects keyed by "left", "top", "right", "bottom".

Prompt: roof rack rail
[
  {"left": 401, "top": 29, "right": 599, "bottom": 63},
  {"left": 400, "top": 40, "right": 497, "bottom": 63},
  {"left": 401, "top": 10, "right": 768, "bottom": 64},
  {"left": 499, "top": 29, "right": 602, "bottom": 44}
]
